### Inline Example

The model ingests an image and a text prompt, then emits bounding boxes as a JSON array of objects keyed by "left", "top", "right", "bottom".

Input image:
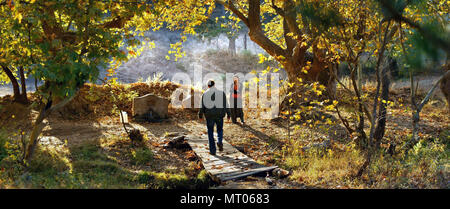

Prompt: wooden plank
[
  {"left": 120, "top": 111, "right": 129, "bottom": 124},
  {"left": 186, "top": 134, "right": 277, "bottom": 182},
  {"left": 218, "top": 166, "right": 278, "bottom": 181}
]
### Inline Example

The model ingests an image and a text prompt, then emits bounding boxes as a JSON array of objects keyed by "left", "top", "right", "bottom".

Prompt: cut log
[
  {"left": 163, "top": 135, "right": 190, "bottom": 150},
  {"left": 219, "top": 166, "right": 279, "bottom": 181},
  {"left": 129, "top": 129, "right": 144, "bottom": 142}
]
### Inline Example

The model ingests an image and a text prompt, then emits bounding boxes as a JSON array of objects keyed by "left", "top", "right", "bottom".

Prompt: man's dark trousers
[{"left": 206, "top": 118, "right": 223, "bottom": 154}]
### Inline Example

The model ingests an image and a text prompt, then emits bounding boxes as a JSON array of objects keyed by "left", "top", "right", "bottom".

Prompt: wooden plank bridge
[{"left": 186, "top": 134, "right": 278, "bottom": 182}]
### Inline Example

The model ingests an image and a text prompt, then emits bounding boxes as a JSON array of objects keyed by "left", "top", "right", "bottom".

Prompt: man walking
[{"left": 199, "top": 80, "right": 230, "bottom": 155}]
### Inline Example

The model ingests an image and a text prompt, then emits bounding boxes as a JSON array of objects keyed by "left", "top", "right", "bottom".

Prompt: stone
[
  {"left": 301, "top": 139, "right": 331, "bottom": 152},
  {"left": 132, "top": 94, "right": 169, "bottom": 122}
]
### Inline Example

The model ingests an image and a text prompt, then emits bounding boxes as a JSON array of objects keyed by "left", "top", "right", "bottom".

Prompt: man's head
[{"left": 207, "top": 80, "right": 215, "bottom": 88}]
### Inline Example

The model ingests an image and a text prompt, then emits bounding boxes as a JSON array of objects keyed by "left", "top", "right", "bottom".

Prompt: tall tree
[
  {"left": 196, "top": 5, "right": 245, "bottom": 56},
  {"left": 0, "top": 2, "right": 38, "bottom": 104},
  {"left": 215, "top": 0, "right": 338, "bottom": 90},
  {"left": 0, "top": 0, "right": 214, "bottom": 162}
]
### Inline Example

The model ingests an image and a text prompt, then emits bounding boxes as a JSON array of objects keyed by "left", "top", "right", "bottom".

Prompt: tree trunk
[
  {"left": 350, "top": 64, "right": 368, "bottom": 148},
  {"left": 440, "top": 63, "right": 450, "bottom": 112},
  {"left": 228, "top": 35, "right": 236, "bottom": 56},
  {"left": 24, "top": 103, "right": 49, "bottom": 161},
  {"left": 373, "top": 60, "right": 391, "bottom": 149},
  {"left": 219, "top": 0, "right": 334, "bottom": 97},
  {"left": 18, "top": 66, "right": 28, "bottom": 103},
  {"left": 2, "top": 65, "right": 21, "bottom": 102},
  {"left": 24, "top": 90, "right": 78, "bottom": 162},
  {"left": 284, "top": 57, "right": 336, "bottom": 97},
  {"left": 216, "top": 38, "right": 220, "bottom": 50},
  {"left": 243, "top": 33, "right": 248, "bottom": 50},
  {"left": 404, "top": 70, "right": 449, "bottom": 151},
  {"left": 357, "top": 21, "right": 392, "bottom": 177}
]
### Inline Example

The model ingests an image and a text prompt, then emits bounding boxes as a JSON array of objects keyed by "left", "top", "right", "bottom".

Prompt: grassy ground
[
  {"left": 0, "top": 81, "right": 213, "bottom": 188},
  {"left": 0, "top": 130, "right": 211, "bottom": 189},
  {"left": 280, "top": 132, "right": 449, "bottom": 188}
]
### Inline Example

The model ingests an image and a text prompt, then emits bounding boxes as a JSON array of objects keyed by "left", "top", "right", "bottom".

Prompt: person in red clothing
[{"left": 229, "top": 76, "right": 244, "bottom": 124}]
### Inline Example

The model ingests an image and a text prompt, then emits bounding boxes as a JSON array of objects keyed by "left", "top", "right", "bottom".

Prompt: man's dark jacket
[{"left": 198, "top": 87, "right": 230, "bottom": 120}]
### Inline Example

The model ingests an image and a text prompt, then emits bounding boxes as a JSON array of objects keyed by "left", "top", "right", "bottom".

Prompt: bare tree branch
[{"left": 215, "top": 0, "right": 249, "bottom": 27}]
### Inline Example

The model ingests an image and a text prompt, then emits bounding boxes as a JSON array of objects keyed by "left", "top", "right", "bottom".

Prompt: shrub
[
  {"left": 136, "top": 170, "right": 211, "bottom": 189},
  {"left": 131, "top": 147, "right": 154, "bottom": 166},
  {"left": 283, "top": 142, "right": 363, "bottom": 187},
  {"left": 27, "top": 148, "right": 70, "bottom": 174},
  {"left": 0, "top": 130, "right": 7, "bottom": 162}
]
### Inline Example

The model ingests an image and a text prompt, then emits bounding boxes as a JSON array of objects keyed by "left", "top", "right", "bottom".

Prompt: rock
[
  {"left": 271, "top": 168, "right": 290, "bottom": 179},
  {"left": 302, "top": 139, "right": 331, "bottom": 152},
  {"left": 132, "top": 94, "right": 169, "bottom": 122}
]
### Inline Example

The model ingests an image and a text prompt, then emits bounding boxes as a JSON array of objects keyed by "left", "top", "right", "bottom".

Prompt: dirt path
[
  {"left": 11, "top": 81, "right": 446, "bottom": 189},
  {"left": 32, "top": 108, "right": 305, "bottom": 188}
]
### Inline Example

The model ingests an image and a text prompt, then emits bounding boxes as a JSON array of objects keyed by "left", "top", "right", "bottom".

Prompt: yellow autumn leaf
[{"left": 16, "top": 12, "right": 23, "bottom": 23}]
